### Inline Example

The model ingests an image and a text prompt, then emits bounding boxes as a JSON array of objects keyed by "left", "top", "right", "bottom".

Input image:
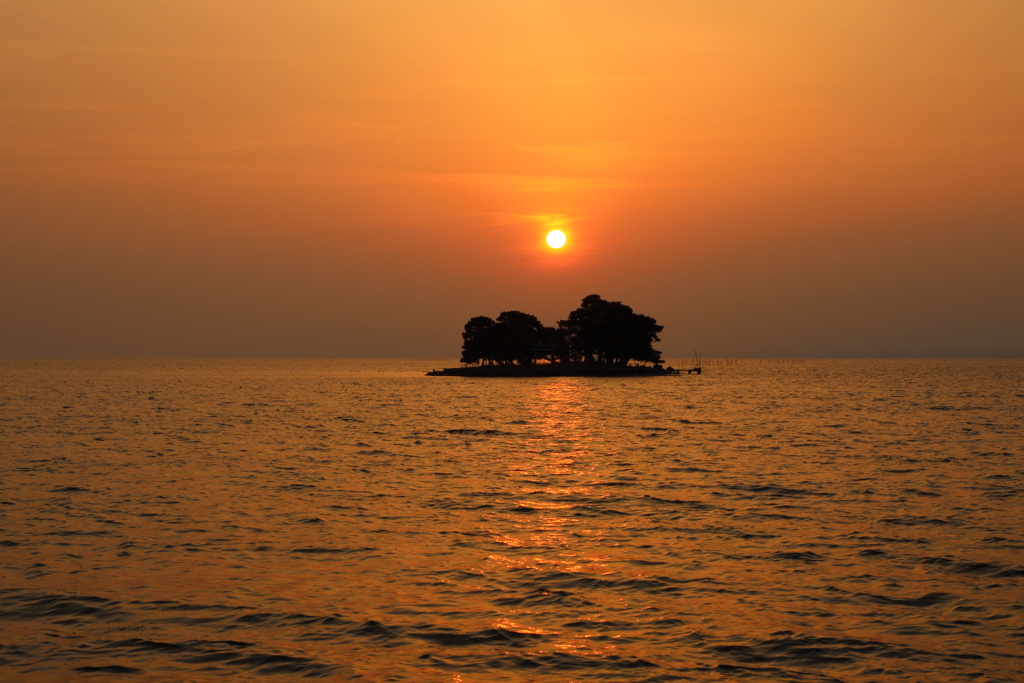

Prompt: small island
[{"left": 427, "top": 295, "right": 683, "bottom": 377}]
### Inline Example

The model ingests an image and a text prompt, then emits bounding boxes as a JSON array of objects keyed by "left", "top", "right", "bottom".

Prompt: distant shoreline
[{"left": 426, "top": 364, "right": 681, "bottom": 377}]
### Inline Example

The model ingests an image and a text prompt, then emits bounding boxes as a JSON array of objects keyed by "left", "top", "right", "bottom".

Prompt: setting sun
[{"left": 546, "top": 230, "right": 567, "bottom": 249}]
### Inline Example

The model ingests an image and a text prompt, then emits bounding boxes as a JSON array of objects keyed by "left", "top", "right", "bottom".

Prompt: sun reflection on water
[
  {"left": 523, "top": 379, "right": 595, "bottom": 473},
  {"left": 487, "top": 379, "right": 643, "bottom": 662},
  {"left": 486, "top": 379, "right": 617, "bottom": 583}
]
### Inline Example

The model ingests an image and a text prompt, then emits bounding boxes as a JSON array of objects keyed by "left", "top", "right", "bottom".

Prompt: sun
[{"left": 546, "top": 229, "right": 567, "bottom": 249}]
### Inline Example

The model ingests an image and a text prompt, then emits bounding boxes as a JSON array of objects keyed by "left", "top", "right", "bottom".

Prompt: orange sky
[{"left": 2, "top": 1, "right": 1022, "bottom": 357}]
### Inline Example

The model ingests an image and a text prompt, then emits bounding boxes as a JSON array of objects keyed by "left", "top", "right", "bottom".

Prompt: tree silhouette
[
  {"left": 460, "top": 311, "right": 557, "bottom": 366},
  {"left": 460, "top": 296, "right": 662, "bottom": 367},
  {"left": 460, "top": 315, "right": 497, "bottom": 365},
  {"left": 558, "top": 294, "right": 663, "bottom": 366}
]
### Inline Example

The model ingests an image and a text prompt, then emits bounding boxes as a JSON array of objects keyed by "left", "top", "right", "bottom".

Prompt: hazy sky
[{"left": 2, "top": 1, "right": 1022, "bottom": 358}]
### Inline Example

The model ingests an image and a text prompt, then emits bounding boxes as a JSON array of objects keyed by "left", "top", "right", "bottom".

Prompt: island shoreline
[{"left": 426, "top": 365, "right": 681, "bottom": 377}]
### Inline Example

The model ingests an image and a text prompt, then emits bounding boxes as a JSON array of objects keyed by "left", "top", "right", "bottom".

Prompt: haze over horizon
[{"left": 2, "top": 1, "right": 1022, "bottom": 360}]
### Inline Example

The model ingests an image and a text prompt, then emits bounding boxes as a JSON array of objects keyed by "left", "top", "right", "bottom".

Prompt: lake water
[{"left": 0, "top": 359, "right": 1022, "bottom": 682}]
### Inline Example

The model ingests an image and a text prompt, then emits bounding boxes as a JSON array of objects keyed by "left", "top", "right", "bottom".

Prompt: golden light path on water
[
  {"left": 487, "top": 381, "right": 607, "bottom": 657},
  {"left": 0, "top": 359, "right": 1022, "bottom": 682}
]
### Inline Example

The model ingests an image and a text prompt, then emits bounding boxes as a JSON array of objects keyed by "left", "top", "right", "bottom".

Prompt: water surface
[{"left": 1, "top": 359, "right": 1022, "bottom": 682}]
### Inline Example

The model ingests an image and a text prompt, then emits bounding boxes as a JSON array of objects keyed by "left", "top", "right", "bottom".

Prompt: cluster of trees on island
[{"left": 461, "top": 295, "right": 664, "bottom": 367}]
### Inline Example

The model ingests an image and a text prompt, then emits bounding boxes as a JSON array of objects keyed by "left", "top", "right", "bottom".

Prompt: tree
[
  {"left": 460, "top": 316, "right": 497, "bottom": 365},
  {"left": 558, "top": 294, "right": 663, "bottom": 366},
  {"left": 460, "top": 311, "right": 558, "bottom": 365},
  {"left": 459, "top": 297, "right": 661, "bottom": 367},
  {"left": 492, "top": 311, "right": 554, "bottom": 366}
]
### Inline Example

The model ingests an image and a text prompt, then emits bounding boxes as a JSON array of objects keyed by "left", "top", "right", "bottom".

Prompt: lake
[{"left": 1, "top": 359, "right": 1021, "bottom": 682}]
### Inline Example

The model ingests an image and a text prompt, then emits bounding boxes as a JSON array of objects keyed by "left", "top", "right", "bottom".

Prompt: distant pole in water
[{"left": 687, "top": 351, "right": 702, "bottom": 374}]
